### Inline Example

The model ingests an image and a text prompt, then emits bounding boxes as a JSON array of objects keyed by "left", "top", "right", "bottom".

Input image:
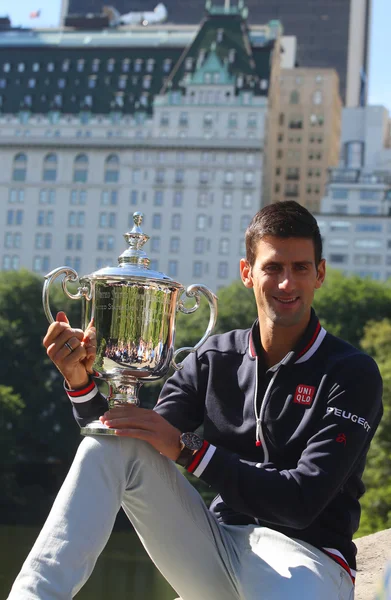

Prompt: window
[
  {"left": 289, "top": 116, "right": 303, "bottom": 129},
  {"left": 243, "top": 193, "right": 253, "bottom": 209},
  {"left": 73, "top": 154, "right": 88, "bottom": 183},
  {"left": 163, "top": 59, "right": 172, "bottom": 73},
  {"left": 130, "top": 190, "right": 138, "bottom": 205},
  {"left": 330, "top": 221, "right": 350, "bottom": 232},
  {"left": 101, "top": 190, "right": 118, "bottom": 206},
  {"left": 241, "top": 215, "right": 251, "bottom": 232},
  {"left": 9, "top": 189, "right": 24, "bottom": 203},
  {"left": 154, "top": 190, "right": 164, "bottom": 206},
  {"left": 4, "top": 232, "right": 21, "bottom": 249},
  {"left": 12, "top": 153, "right": 27, "bottom": 182},
  {"left": 171, "top": 214, "right": 181, "bottom": 230},
  {"left": 179, "top": 112, "right": 188, "bottom": 127},
  {"left": 244, "top": 172, "right": 254, "bottom": 186},
  {"left": 290, "top": 91, "right": 299, "bottom": 104},
  {"left": 360, "top": 189, "right": 381, "bottom": 201},
  {"left": 194, "top": 238, "right": 205, "bottom": 254},
  {"left": 329, "top": 254, "right": 348, "bottom": 264},
  {"left": 167, "top": 237, "right": 179, "bottom": 253},
  {"left": 228, "top": 113, "right": 237, "bottom": 128},
  {"left": 313, "top": 91, "right": 322, "bottom": 105},
  {"left": 168, "top": 260, "right": 178, "bottom": 277},
  {"left": 175, "top": 169, "right": 184, "bottom": 184},
  {"left": 354, "top": 239, "right": 382, "bottom": 249},
  {"left": 218, "top": 262, "right": 228, "bottom": 279},
  {"left": 155, "top": 169, "right": 165, "bottom": 184},
  {"left": 219, "top": 238, "right": 229, "bottom": 255},
  {"left": 199, "top": 170, "right": 209, "bottom": 184},
  {"left": 37, "top": 210, "right": 54, "bottom": 227},
  {"left": 328, "top": 239, "right": 349, "bottom": 247},
  {"left": 332, "top": 204, "right": 348, "bottom": 214},
  {"left": 172, "top": 191, "right": 182, "bottom": 207},
  {"left": 360, "top": 206, "right": 379, "bottom": 215},
  {"left": 196, "top": 215, "right": 207, "bottom": 231},
  {"left": 354, "top": 254, "right": 382, "bottom": 266},
  {"left": 132, "top": 169, "right": 141, "bottom": 184},
  {"left": 152, "top": 214, "right": 162, "bottom": 229},
  {"left": 151, "top": 236, "right": 160, "bottom": 252},
  {"left": 203, "top": 113, "right": 213, "bottom": 128},
  {"left": 224, "top": 171, "right": 234, "bottom": 185},
  {"left": 221, "top": 215, "right": 232, "bottom": 231},
  {"left": 247, "top": 113, "right": 257, "bottom": 128},
  {"left": 355, "top": 224, "right": 382, "bottom": 233},
  {"left": 104, "top": 154, "right": 119, "bottom": 183},
  {"left": 193, "top": 261, "right": 203, "bottom": 277},
  {"left": 223, "top": 193, "right": 232, "bottom": 208},
  {"left": 99, "top": 212, "right": 116, "bottom": 228},
  {"left": 332, "top": 188, "right": 348, "bottom": 200},
  {"left": 70, "top": 190, "right": 87, "bottom": 205},
  {"left": 42, "top": 153, "right": 57, "bottom": 182}
]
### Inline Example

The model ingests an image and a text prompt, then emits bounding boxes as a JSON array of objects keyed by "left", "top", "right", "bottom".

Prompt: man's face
[{"left": 240, "top": 235, "right": 326, "bottom": 329}]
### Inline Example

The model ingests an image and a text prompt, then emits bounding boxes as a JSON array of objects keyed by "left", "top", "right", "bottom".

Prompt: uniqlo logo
[{"left": 294, "top": 384, "right": 316, "bottom": 407}]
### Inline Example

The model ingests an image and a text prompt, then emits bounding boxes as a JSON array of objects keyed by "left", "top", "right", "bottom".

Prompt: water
[{"left": 1, "top": 525, "right": 176, "bottom": 599}]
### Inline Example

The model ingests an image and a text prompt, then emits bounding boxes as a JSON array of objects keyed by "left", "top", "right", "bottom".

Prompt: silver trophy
[{"left": 43, "top": 212, "right": 218, "bottom": 436}]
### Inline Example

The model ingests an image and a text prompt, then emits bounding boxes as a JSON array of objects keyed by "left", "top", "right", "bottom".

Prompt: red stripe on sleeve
[{"left": 187, "top": 441, "right": 210, "bottom": 474}]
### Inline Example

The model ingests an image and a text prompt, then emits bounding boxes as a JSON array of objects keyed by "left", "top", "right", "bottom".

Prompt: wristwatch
[{"left": 176, "top": 432, "right": 203, "bottom": 468}]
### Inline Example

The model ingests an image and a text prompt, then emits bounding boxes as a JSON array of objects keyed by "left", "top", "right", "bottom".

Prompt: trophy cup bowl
[{"left": 42, "top": 212, "right": 217, "bottom": 436}]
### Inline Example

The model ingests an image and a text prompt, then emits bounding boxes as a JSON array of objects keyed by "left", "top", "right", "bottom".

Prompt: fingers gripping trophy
[{"left": 42, "top": 212, "right": 218, "bottom": 436}]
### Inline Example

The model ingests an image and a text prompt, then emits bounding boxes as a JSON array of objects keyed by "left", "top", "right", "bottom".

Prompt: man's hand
[
  {"left": 100, "top": 405, "right": 182, "bottom": 461},
  {"left": 43, "top": 311, "right": 96, "bottom": 390}
]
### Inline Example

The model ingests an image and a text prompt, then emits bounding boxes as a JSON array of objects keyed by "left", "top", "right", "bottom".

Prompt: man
[{"left": 9, "top": 201, "right": 382, "bottom": 599}]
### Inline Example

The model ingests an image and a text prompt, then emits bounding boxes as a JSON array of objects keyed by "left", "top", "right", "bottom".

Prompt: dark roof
[
  {"left": 163, "top": 11, "right": 272, "bottom": 96},
  {"left": 0, "top": 7, "right": 274, "bottom": 115}
]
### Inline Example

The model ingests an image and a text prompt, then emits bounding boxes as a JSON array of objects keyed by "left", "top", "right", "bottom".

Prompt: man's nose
[{"left": 278, "top": 271, "right": 295, "bottom": 291}]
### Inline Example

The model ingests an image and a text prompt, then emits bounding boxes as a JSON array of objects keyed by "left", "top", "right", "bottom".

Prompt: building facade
[
  {"left": 265, "top": 68, "right": 341, "bottom": 212},
  {"left": 318, "top": 105, "right": 391, "bottom": 281},
  {"left": 63, "top": 0, "right": 372, "bottom": 106},
  {"left": 0, "top": 4, "right": 280, "bottom": 290}
]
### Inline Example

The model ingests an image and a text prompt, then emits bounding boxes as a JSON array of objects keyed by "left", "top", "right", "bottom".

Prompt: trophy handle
[
  {"left": 172, "top": 284, "right": 218, "bottom": 371},
  {"left": 42, "top": 266, "right": 91, "bottom": 324}
]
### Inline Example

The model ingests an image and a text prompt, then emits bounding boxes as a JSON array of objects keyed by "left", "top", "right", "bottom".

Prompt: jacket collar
[{"left": 248, "top": 308, "right": 327, "bottom": 367}]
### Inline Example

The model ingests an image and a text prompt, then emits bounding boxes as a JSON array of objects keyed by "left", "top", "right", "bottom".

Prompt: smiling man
[{"left": 9, "top": 201, "right": 383, "bottom": 600}]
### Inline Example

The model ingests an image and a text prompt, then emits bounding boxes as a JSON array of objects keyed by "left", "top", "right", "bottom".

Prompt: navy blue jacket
[{"left": 67, "top": 310, "right": 383, "bottom": 576}]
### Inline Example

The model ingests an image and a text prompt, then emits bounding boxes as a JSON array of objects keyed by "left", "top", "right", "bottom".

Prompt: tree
[
  {"left": 313, "top": 270, "right": 391, "bottom": 347},
  {"left": 356, "top": 319, "right": 391, "bottom": 536}
]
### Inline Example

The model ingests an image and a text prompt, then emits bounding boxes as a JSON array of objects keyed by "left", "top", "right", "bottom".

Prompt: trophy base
[{"left": 80, "top": 420, "right": 117, "bottom": 436}]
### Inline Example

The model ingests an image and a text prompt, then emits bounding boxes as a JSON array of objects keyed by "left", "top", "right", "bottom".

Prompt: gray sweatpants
[{"left": 8, "top": 436, "right": 354, "bottom": 600}]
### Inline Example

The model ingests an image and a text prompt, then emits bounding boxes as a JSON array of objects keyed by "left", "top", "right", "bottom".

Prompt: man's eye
[{"left": 265, "top": 265, "right": 279, "bottom": 272}]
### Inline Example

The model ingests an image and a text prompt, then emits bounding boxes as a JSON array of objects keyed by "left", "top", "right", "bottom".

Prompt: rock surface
[{"left": 355, "top": 529, "right": 391, "bottom": 599}]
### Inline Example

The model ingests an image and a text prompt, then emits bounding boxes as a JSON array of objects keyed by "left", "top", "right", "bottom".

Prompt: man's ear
[
  {"left": 315, "top": 258, "right": 326, "bottom": 290},
  {"left": 240, "top": 258, "right": 253, "bottom": 288}
]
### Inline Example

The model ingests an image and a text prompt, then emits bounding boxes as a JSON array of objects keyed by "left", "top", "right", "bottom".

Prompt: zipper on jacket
[{"left": 254, "top": 352, "right": 294, "bottom": 463}]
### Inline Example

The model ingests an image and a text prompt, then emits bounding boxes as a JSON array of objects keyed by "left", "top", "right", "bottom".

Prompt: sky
[{"left": 0, "top": 0, "right": 390, "bottom": 112}]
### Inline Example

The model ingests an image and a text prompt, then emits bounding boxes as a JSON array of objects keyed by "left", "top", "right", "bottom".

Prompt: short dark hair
[{"left": 245, "top": 201, "right": 323, "bottom": 267}]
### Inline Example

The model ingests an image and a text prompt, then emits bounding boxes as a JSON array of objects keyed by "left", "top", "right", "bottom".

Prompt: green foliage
[
  {"left": 0, "top": 385, "right": 25, "bottom": 463},
  {"left": 356, "top": 319, "right": 391, "bottom": 536},
  {"left": 0, "top": 269, "right": 82, "bottom": 466},
  {"left": 313, "top": 269, "right": 391, "bottom": 348}
]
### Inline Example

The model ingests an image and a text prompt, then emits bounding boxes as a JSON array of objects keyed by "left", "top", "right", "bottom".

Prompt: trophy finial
[
  {"left": 133, "top": 212, "right": 144, "bottom": 227},
  {"left": 119, "top": 212, "right": 150, "bottom": 268}
]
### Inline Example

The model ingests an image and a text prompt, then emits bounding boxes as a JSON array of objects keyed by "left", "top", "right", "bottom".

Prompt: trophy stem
[{"left": 80, "top": 378, "right": 143, "bottom": 436}]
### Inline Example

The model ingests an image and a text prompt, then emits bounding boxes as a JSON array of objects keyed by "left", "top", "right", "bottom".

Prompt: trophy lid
[{"left": 81, "top": 212, "right": 183, "bottom": 289}]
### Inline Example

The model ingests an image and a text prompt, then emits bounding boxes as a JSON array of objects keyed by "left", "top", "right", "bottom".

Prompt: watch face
[{"left": 181, "top": 432, "right": 203, "bottom": 451}]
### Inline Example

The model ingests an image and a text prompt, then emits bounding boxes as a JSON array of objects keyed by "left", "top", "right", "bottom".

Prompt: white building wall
[{"left": 0, "top": 87, "right": 266, "bottom": 292}]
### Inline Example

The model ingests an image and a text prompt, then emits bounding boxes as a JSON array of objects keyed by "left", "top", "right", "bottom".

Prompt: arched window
[
  {"left": 73, "top": 154, "right": 88, "bottom": 183},
  {"left": 13, "top": 153, "right": 27, "bottom": 182},
  {"left": 43, "top": 153, "right": 57, "bottom": 182},
  {"left": 290, "top": 90, "right": 299, "bottom": 104},
  {"left": 104, "top": 154, "right": 119, "bottom": 183}
]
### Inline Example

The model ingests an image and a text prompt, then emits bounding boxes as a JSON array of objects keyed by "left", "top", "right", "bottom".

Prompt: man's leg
[{"left": 8, "top": 435, "right": 241, "bottom": 600}]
